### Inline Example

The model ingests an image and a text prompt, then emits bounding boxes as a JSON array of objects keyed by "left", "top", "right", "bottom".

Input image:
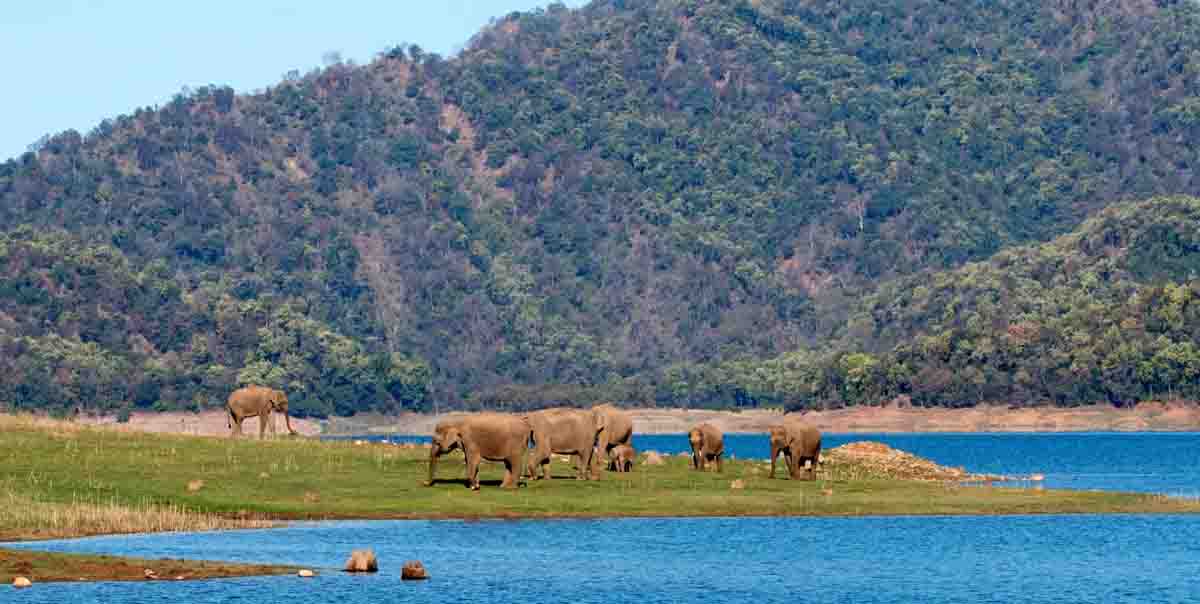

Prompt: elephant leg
[
  {"left": 502, "top": 456, "right": 519, "bottom": 489},
  {"left": 466, "top": 452, "right": 482, "bottom": 490},
  {"left": 575, "top": 452, "right": 587, "bottom": 480},
  {"left": 232, "top": 416, "right": 243, "bottom": 437},
  {"left": 716, "top": 453, "right": 723, "bottom": 473},
  {"left": 258, "top": 413, "right": 268, "bottom": 439}
]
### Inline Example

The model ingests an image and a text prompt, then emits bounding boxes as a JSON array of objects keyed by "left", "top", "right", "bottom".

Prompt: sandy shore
[
  {"left": 61, "top": 400, "right": 1200, "bottom": 437},
  {"left": 76, "top": 410, "right": 323, "bottom": 437},
  {"left": 325, "top": 400, "right": 1200, "bottom": 435}
]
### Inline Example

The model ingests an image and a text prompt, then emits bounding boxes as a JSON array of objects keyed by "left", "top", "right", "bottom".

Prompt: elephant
[
  {"left": 590, "top": 403, "right": 633, "bottom": 474},
  {"left": 426, "top": 413, "right": 537, "bottom": 490},
  {"left": 607, "top": 444, "right": 636, "bottom": 473},
  {"left": 768, "top": 420, "right": 822, "bottom": 480},
  {"left": 524, "top": 407, "right": 606, "bottom": 480},
  {"left": 226, "top": 386, "right": 297, "bottom": 438},
  {"left": 688, "top": 423, "right": 725, "bottom": 472}
]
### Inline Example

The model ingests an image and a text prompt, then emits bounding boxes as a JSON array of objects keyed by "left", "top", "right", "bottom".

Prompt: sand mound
[{"left": 824, "top": 441, "right": 1005, "bottom": 482}]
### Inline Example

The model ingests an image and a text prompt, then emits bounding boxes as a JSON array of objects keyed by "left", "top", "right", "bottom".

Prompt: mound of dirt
[{"left": 823, "top": 441, "right": 1006, "bottom": 482}]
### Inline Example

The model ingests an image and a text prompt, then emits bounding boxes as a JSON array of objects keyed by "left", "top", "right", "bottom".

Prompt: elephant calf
[
  {"left": 426, "top": 413, "right": 536, "bottom": 490},
  {"left": 607, "top": 444, "right": 636, "bottom": 473},
  {"left": 226, "top": 386, "right": 297, "bottom": 438},
  {"left": 525, "top": 408, "right": 604, "bottom": 480},
  {"left": 768, "top": 420, "right": 822, "bottom": 480},
  {"left": 688, "top": 423, "right": 725, "bottom": 472}
]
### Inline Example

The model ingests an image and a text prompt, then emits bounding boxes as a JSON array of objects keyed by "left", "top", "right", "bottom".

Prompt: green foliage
[
  {"left": 4, "top": 1, "right": 1200, "bottom": 412},
  {"left": 0, "top": 230, "right": 429, "bottom": 416},
  {"left": 675, "top": 197, "right": 1200, "bottom": 410}
]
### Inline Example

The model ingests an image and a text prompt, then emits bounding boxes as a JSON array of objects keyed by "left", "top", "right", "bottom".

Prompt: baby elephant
[
  {"left": 688, "top": 423, "right": 725, "bottom": 472},
  {"left": 607, "top": 444, "right": 636, "bottom": 473}
]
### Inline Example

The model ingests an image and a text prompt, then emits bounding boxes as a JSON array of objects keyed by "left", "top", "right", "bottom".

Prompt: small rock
[
  {"left": 259, "top": 472, "right": 270, "bottom": 479},
  {"left": 1029, "top": 473, "right": 1045, "bottom": 482},
  {"left": 344, "top": 549, "right": 378, "bottom": 573},
  {"left": 174, "top": 576, "right": 185, "bottom": 581},
  {"left": 298, "top": 569, "right": 316, "bottom": 578},
  {"left": 730, "top": 479, "right": 745, "bottom": 490},
  {"left": 401, "top": 560, "right": 429, "bottom": 581},
  {"left": 12, "top": 577, "right": 31, "bottom": 588},
  {"left": 186, "top": 479, "right": 204, "bottom": 493},
  {"left": 643, "top": 451, "right": 665, "bottom": 466},
  {"left": 303, "top": 491, "right": 321, "bottom": 503},
  {"left": 354, "top": 440, "right": 366, "bottom": 445},
  {"left": 822, "top": 488, "right": 834, "bottom": 497},
  {"left": 143, "top": 569, "right": 159, "bottom": 580}
]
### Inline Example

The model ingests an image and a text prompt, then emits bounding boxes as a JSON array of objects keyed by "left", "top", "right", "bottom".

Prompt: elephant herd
[
  {"left": 224, "top": 386, "right": 824, "bottom": 490},
  {"left": 425, "top": 404, "right": 823, "bottom": 490}
]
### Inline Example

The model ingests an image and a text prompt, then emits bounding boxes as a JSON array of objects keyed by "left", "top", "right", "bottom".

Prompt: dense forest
[{"left": 3, "top": 0, "right": 1200, "bottom": 416}]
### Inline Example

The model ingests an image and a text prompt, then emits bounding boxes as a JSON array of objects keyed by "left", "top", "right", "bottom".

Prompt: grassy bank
[{"left": 3, "top": 414, "right": 1198, "bottom": 541}]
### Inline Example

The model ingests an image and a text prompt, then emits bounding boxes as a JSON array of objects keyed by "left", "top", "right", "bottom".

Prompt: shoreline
[
  {"left": 324, "top": 401, "right": 1200, "bottom": 436},
  {"left": 64, "top": 401, "right": 1200, "bottom": 438}
]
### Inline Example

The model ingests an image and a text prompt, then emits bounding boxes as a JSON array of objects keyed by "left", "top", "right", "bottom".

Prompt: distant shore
[
  {"left": 70, "top": 400, "right": 1200, "bottom": 438},
  {"left": 324, "top": 400, "right": 1200, "bottom": 436}
]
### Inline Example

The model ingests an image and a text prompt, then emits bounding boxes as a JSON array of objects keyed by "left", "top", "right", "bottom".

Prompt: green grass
[{"left": 3, "top": 414, "right": 1198, "bottom": 544}]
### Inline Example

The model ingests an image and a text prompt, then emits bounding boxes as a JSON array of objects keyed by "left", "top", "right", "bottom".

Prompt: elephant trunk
[{"left": 427, "top": 446, "right": 440, "bottom": 486}]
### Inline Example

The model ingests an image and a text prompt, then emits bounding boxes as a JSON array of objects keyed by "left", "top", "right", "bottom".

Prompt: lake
[
  {"left": 333, "top": 431, "right": 1200, "bottom": 496},
  {"left": 10, "top": 515, "right": 1200, "bottom": 603}
]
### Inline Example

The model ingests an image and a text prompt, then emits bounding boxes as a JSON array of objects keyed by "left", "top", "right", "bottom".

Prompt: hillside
[
  {"left": 4, "top": 0, "right": 1200, "bottom": 414},
  {"left": 681, "top": 196, "right": 1200, "bottom": 410}
]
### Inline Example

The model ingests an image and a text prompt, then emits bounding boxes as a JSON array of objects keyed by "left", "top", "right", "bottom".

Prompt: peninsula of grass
[{"left": 4, "top": 414, "right": 1198, "bottom": 541}]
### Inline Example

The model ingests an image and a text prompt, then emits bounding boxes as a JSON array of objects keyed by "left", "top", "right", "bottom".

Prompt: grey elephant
[
  {"left": 607, "top": 443, "right": 636, "bottom": 473},
  {"left": 688, "top": 423, "right": 725, "bottom": 472},
  {"left": 525, "top": 408, "right": 606, "bottom": 480},
  {"left": 426, "top": 413, "right": 538, "bottom": 490},
  {"left": 226, "top": 386, "right": 297, "bottom": 438},
  {"left": 591, "top": 403, "right": 633, "bottom": 473},
  {"left": 768, "top": 420, "right": 822, "bottom": 480}
]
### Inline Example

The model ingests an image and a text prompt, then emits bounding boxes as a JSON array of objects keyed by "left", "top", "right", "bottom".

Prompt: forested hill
[{"left": 3, "top": 0, "right": 1200, "bottom": 416}]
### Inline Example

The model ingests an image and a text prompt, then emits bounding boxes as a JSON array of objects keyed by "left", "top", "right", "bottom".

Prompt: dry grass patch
[{"left": 0, "top": 486, "right": 274, "bottom": 542}]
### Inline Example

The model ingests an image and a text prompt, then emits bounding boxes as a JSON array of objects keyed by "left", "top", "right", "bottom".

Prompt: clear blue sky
[{"left": 1, "top": 1, "right": 585, "bottom": 161}]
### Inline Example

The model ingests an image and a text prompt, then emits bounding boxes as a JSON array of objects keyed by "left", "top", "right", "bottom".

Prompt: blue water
[
  {"left": 9, "top": 516, "right": 1200, "bottom": 603},
  {"left": 337, "top": 432, "right": 1200, "bottom": 496}
]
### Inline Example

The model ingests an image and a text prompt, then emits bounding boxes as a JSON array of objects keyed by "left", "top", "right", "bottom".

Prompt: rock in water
[
  {"left": 345, "top": 549, "right": 378, "bottom": 573},
  {"left": 643, "top": 451, "right": 665, "bottom": 466},
  {"left": 13, "top": 577, "right": 32, "bottom": 588},
  {"left": 143, "top": 569, "right": 159, "bottom": 580},
  {"left": 298, "top": 569, "right": 316, "bottom": 578},
  {"left": 401, "top": 560, "right": 429, "bottom": 581}
]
